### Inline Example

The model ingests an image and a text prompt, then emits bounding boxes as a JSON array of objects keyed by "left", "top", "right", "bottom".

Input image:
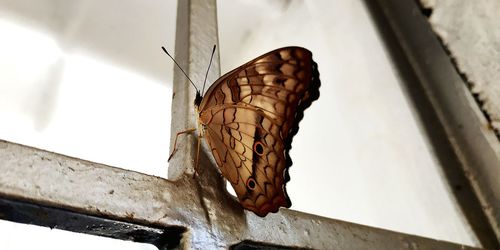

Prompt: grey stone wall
[{"left": 420, "top": 0, "right": 500, "bottom": 136}]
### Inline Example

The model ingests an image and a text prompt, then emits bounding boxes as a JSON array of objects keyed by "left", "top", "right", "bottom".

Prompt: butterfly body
[{"left": 191, "top": 46, "right": 320, "bottom": 217}]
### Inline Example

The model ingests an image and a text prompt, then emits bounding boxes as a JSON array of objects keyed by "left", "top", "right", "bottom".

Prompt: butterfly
[{"left": 164, "top": 46, "right": 320, "bottom": 217}]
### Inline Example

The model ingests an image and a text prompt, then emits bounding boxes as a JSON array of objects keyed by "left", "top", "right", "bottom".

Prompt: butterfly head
[{"left": 194, "top": 91, "right": 203, "bottom": 108}]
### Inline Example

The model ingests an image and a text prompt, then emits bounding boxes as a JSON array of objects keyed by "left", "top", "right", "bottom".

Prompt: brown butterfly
[{"left": 165, "top": 46, "right": 320, "bottom": 217}]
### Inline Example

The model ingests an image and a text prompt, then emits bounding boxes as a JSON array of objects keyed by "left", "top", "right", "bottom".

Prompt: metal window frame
[
  {"left": 0, "top": 0, "right": 497, "bottom": 249},
  {"left": 369, "top": 0, "right": 499, "bottom": 248}
]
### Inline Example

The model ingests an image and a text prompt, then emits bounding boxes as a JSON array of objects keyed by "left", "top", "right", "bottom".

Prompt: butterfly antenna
[
  {"left": 161, "top": 46, "right": 199, "bottom": 93},
  {"left": 201, "top": 45, "right": 216, "bottom": 95}
]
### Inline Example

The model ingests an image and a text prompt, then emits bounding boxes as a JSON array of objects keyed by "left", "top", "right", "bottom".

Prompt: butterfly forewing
[{"left": 198, "top": 47, "right": 320, "bottom": 216}]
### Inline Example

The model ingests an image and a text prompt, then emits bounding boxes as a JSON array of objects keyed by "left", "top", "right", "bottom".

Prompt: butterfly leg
[
  {"left": 193, "top": 134, "right": 202, "bottom": 178},
  {"left": 168, "top": 128, "right": 197, "bottom": 161}
]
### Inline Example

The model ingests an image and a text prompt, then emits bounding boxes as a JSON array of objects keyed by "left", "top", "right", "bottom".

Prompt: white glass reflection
[{"left": 0, "top": 0, "right": 176, "bottom": 177}]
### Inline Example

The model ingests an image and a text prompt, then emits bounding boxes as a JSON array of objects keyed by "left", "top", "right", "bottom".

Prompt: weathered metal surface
[
  {"left": 0, "top": 198, "right": 184, "bottom": 248},
  {"left": 370, "top": 0, "right": 500, "bottom": 247},
  {"left": 0, "top": 139, "right": 191, "bottom": 248},
  {"left": 0, "top": 140, "right": 481, "bottom": 249},
  {"left": 168, "top": 0, "right": 221, "bottom": 180}
]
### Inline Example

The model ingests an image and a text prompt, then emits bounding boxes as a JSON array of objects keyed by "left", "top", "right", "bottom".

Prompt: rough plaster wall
[{"left": 420, "top": 0, "right": 500, "bottom": 136}]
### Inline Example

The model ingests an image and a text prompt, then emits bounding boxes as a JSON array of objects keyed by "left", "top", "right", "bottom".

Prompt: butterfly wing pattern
[{"left": 197, "top": 47, "right": 320, "bottom": 216}]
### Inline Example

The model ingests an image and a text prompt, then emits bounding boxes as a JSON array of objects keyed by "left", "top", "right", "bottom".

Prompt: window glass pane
[
  {"left": 217, "top": 0, "right": 477, "bottom": 246},
  {"left": 0, "top": 0, "right": 175, "bottom": 178},
  {"left": 0, "top": 1, "right": 176, "bottom": 249}
]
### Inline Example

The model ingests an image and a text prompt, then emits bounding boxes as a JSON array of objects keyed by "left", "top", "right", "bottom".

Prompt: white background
[{"left": 0, "top": 0, "right": 478, "bottom": 249}]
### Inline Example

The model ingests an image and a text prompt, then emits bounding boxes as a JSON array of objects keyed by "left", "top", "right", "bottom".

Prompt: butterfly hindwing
[
  {"left": 198, "top": 47, "right": 320, "bottom": 216},
  {"left": 203, "top": 106, "right": 288, "bottom": 216}
]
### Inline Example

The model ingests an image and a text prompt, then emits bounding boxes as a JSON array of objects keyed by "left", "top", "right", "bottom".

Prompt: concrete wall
[{"left": 420, "top": 0, "right": 500, "bottom": 136}]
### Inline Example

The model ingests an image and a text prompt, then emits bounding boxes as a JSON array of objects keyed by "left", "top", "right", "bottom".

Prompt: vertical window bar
[{"left": 168, "top": 0, "right": 221, "bottom": 180}]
